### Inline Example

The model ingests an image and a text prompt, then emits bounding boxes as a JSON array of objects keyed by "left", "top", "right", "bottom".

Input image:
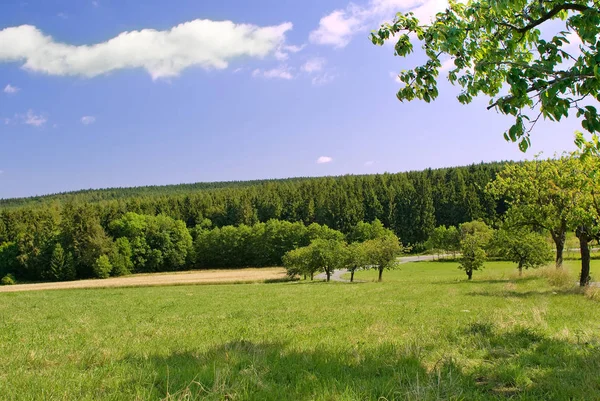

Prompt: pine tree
[{"left": 48, "top": 243, "right": 65, "bottom": 281}]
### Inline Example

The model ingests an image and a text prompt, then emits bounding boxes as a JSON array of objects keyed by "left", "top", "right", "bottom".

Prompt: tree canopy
[{"left": 372, "top": 0, "right": 600, "bottom": 151}]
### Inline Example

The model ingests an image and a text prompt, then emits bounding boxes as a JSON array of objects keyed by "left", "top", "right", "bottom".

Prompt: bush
[{"left": 1, "top": 274, "right": 16, "bottom": 285}]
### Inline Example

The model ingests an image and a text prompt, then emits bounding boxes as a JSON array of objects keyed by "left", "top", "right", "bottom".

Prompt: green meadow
[{"left": 1, "top": 260, "right": 599, "bottom": 400}]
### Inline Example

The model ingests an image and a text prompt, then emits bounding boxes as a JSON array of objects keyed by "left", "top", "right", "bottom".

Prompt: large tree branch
[{"left": 501, "top": 3, "right": 594, "bottom": 33}]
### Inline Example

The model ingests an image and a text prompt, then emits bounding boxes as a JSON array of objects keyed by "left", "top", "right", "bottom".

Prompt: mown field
[{"left": 0, "top": 260, "right": 599, "bottom": 400}]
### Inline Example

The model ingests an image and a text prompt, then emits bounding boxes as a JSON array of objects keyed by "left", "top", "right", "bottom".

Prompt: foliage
[
  {"left": 48, "top": 243, "right": 66, "bottom": 281},
  {"left": 344, "top": 241, "right": 369, "bottom": 282},
  {"left": 363, "top": 235, "right": 404, "bottom": 281},
  {"left": 0, "top": 162, "right": 509, "bottom": 283},
  {"left": 110, "top": 237, "right": 134, "bottom": 276},
  {"left": 0, "top": 273, "right": 15, "bottom": 285},
  {"left": 488, "top": 158, "right": 576, "bottom": 267},
  {"left": 372, "top": 0, "right": 600, "bottom": 151},
  {"left": 283, "top": 239, "right": 348, "bottom": 281},
  {"left": 459, "top": 234, "right": 487, "bottom": 280},
  {"left": 426, "top": 225, "right": 461, "bottom": 256},
  {"left": 93, "top": 255, "right": 113, "bottom": 279},
  {"left": 490, "top": 228, "right": 553, "bottom": 274}
]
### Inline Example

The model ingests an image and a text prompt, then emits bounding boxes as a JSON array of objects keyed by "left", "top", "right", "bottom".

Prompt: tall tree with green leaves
[
  {"left": 372, "top": 0, "right": 600, "bottom": 151},
  {"left": 488, "top": 160, "right": 575, "bottom": 267}
]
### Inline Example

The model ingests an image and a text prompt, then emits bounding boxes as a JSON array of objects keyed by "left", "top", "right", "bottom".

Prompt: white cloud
[
  {"left": 23, "top": 110, "right": 47, "bottom": 127},
  {"left": 57, "top": 12, "right": 68, "bottom": 19},
  {"left": 312, "top": 73, "right": 336, "bottom": 86},
  {"left": 316, "top": 156, "right": 333, "bottom": 164},
  {"left": 274, "top": 43, "right": 305, "bottom": 61},
  {"left": 364, "top": 160, "right": 375, "bottom": 166},
  {"left": 389, "top": 71, "right": 401, "bottom": 83},
  {"left": 0, "top": 20, "right": 293, "bottom": 80},
  {"left": 253, "top": 65, "right": 294, "bottom": 80},
  {"left": 310, "top": 0, "right": 447, "bottom": 48},
  {"left": 309, "top": 8, "right": 364, "bottom": 48},
  {"left": 81, "top": 116, "right": 96, "bottom": 125},
  {"left": 4, "top": 84, "right": 19, "bottom": 94},
  {"left": 302, "top": 58, "right": 325, "bottom": 73}
]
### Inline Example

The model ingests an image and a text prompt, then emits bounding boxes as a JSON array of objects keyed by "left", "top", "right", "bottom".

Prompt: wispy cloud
[
  {"left": 91, "top": 1, "right": 99, "bottom": 7},
  {"left": 57, "top": 12, "right": 68, "bottom": 19},
  {"left": 252, "top": 65, "right": 294, "bottom": 80},
  {"left": 302, "top": 58, "right": 326, "bottom": 73},
  {"left": 23, "top": 110, "right": 47, "bottom": 127},
  {"left": 312, "top": 73, "right": 336, "bottom": 86},
  {"left": 316, "top": 156, "right": 333, "bottom": 164},
  {"left": 4, "top": 84, "right": 20, "bottom": 94},
  {"left": 0, "top": 20, "right": 293, "bottom": 80},
  {"left": 81, "top": 116, "right": 96, "bottom": 125},
  {"left": 310, "top": 0, "right": 446, "bottom": 48},
  {"left": 364, "top": 160, "right": 376, "bottom": 166}
]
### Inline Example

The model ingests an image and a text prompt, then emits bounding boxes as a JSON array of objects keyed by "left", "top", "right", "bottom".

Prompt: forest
[{"left": 0, "top": 162, "right": 507, "bottom": 283}]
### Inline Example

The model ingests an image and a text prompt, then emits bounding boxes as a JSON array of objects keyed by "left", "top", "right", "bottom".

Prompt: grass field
[{"left": 0, "top": 260, "right": 599, "bottom": 400}]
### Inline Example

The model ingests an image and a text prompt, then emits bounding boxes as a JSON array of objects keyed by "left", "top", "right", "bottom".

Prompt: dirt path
[
  {"left": 316, "top": 254, "right": 443, "bottom": 282},
  {"left": 0, "top": 268, "right": 287, "bottom": 293}
]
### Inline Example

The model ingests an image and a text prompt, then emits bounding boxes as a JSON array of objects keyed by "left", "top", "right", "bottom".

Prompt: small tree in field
[
  {"left": 491, "top": 229, "right": 553, "bottom": 276},
  {"left": 364, "top": 235, "right": 403, "bottom": 282},
  {"left": 344, "top": 242, "right": 368, "bottom": 282},
  {"left": 309, "top": 239, "right": 348, "bottom": 282},
  {"left": 459, "top": 234, "right": 486, "bottom": 280},
  {"left": 283, "top": 246, "right": 314, "bottom": 280}
]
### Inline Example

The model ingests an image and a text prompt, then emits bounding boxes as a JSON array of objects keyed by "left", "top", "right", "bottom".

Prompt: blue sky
[{"left": 0, "top": 0, "right": 583, "bottom": 198}]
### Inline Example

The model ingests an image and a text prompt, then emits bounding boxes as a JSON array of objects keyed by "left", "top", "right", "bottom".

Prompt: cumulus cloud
[
  {"left": 302, "top": 58, "right": 325, "bottom": 73},
  {"left": 310, "top": 0, "right": 447, "bottom": 48},
  {"left": 81, "top": 116, "right": 96, "bottom": 125},
  {"left": 316, "top": 156, "right": 333, "bottom": 164},
  {"left": 0, "top": 20, "right": 293, "bottom": 80},
  {"left": 4, "top": 84, "right": 19, "bottom": 94},
  {"left": 252, "top": 65, "right": 294, "bottom": 80}
]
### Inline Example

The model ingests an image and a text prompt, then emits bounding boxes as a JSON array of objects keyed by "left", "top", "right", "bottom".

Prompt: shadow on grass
[
  {"left": 436, "top": 276, "right": 540, "bottom": 285},
  {"left": 460, "top": 323, "right": 600, "bottom": 399},
  {"left": 466, "top": 288, "right": 580, "bottom": 298},
  {"left": 124, "top": 327, "right": 600, "bottom": 400}
]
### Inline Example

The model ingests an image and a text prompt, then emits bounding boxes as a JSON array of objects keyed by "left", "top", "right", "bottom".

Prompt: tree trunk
[
  {"left": 577, "top": 226, "right": 591, "bottom": 287},
  {"left": 378, "top": 267, "right": 383, "bottom": 282},
  {"left": 467, "top": 269, "right": 473, "bottom": 280},
  {"left": 350, "top": 270, "right": 355, "bottom": 282},
  {"left": 310, "top": 272, "right": 314, "bottom": 281},
  {"left": 551, "top": 227, "right": 566, "bottom": 268},
  {"left": 326, "top": 270, "right": 331, "bottom": 282},
  {"left": 303, "top": 273, "right": 306, "bottom": 280},
  {"left": 518, "top": 261, "right": 523, "bottom": 277}
]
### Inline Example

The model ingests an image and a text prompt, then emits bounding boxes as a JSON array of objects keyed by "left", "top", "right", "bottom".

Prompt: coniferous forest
[{"left": 0, "top": 162, "right": 508, "bottom": 282}]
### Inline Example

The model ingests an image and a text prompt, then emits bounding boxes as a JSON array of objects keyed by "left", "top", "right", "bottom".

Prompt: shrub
[{"left": 1, "top": 274, "right": 16, "bottom": 286}]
